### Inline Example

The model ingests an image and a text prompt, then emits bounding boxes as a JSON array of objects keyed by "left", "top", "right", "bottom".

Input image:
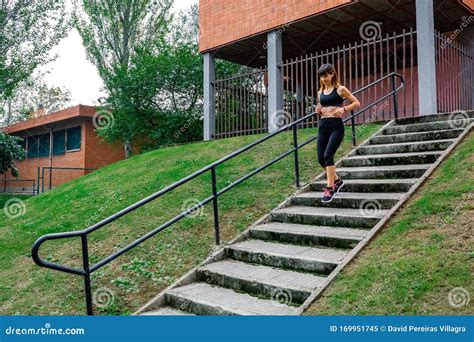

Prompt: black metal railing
[
  {"left": 1, "top": 178, "right": 36, "bottom": 195},
  {"left": 37, "top": 166, "right": 97, "bottom": 194},
  {"left": 32, "top": 73, "right": 404, "bottom": 315}
]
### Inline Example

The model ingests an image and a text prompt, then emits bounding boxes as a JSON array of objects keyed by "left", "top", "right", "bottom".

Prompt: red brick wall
[
  {"left": 84, "top": 121, "right": 125, "bottom": 170},
  {"left": 199, "top": 0, "right": 353, "bottom": 52},
  {"left": 2, "top": 122, "right": 86, "bottom": 192},
  {"left": 2, "top": 119, "right": 125, "bottom": 193}
]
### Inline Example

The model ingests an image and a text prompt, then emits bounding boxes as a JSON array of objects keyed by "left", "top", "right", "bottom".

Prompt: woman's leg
[
  {"left": 323, "top": 129, "right": 345, "bottom": 186},
  {"left": 317, "top": 129, "right": 330, "bottom": 169}
]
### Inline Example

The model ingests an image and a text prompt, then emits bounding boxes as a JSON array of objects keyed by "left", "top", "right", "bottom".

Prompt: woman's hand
[
  {"left": 315, "top": 103, "right": 322, "bottom": 115},
  {"left": 333, "top": 107, "right": 345, "bottom": 118}
]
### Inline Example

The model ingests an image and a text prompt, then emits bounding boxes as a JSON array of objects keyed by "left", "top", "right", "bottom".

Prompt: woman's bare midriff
[{"left": 320, "top": 106, "right": 342, "bottom": 118}]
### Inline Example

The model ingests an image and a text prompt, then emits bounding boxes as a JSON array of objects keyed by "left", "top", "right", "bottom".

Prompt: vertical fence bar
[
  {"left": 37, "top": 167, "right": 40, "bottom": 195},
  {"left": 211, "top": 166, "right": 220, "bottom": 245},
  {"left": 411, "top": 28, "right": 415, "bottom": 116},
  {"left": 41, "top": 167, "right": 45, "bottom": 193},
  {"left": 402, "top": 28, "right": 406, "bottom": 117},
  {"left": 49, "top": 168, "right": 53, "bottom": 190}
]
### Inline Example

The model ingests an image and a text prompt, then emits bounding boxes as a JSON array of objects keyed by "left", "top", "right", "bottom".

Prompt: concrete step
[
  {"left": 370, "top": 128, "right": 463, "bottom": 145},
  {"left": 197, "top": 259, "right": 325, "bottom": 304},
  {"left": 292, "top": 191, "right": 402, "bottom": 209},
  {"left": 335, "top": 164, "right": 431, "bottom": 179},
  {"left": 249, "top": 222, "right": 367, "bottom": 248},
  {"left": 225, "top": 239, "right": 347, "bottom": 274},
  {"left": 311, "top": 179, "right": 417, "bottom": 192},
  {"left": 356, "top": 139, "right": 454, "bottom": 155},
  {"left": 140, "top": 307, "right": 195, "bottom": 315},
  {"left": 394, "top": 111, "right": 474, "bottom": 125},
  {"left": 165, "top": 282, "right": 299, "bottom": 315},
  {"left": 271, "top": 206, "right": 387, "bottom": 229},
  {"left": 383, "top": 119, "right": 473, "bottom": 135},
  {"left": 342, "top": 151, "right": 442, "bottom": 167}
]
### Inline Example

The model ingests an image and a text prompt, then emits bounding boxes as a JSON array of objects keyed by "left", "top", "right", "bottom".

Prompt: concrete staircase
[{"left": 135, "top": 111, "right": 474, "bottom": 316}]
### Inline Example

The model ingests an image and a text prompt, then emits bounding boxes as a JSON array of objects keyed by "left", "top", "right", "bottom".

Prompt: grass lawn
[
  {"left": 0, "top": 123, "right": 382, "bottom": 315},
  {"left": 305, "top": 131, "right": 473, "bottom": 315},
  {"left": 0, "top": 194, "right": 31, "bottom": 208}
]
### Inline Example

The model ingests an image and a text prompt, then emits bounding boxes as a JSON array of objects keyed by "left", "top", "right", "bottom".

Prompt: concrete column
[
  {"left": 415, "top": 0, "right": 438, "bottom": 115},
  {"left": 267, "top": 30, "right": 284, "bottom": 132},
  {"left": 203, "top": 52, "right": 215, "bottom": 140}
]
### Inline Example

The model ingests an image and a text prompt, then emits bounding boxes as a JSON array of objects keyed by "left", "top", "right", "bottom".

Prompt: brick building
[
  {"left": 199, "top": 0, "right": 474, "bottom": 139},
  {"left": 2, "top": 105, "right": 124, "bottom": 194}
]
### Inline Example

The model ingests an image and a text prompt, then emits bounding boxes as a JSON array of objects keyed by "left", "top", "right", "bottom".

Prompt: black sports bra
[{"left": 320, "top": 86, "right": 344, "bottom": 107}]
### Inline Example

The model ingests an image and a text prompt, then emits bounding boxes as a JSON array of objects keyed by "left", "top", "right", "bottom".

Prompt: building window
[
  {"left": 66, "top": 126, "right": 81, "bottom": 151},
  {"left": 53, "top": 130, "right": 66, "bottom": 155},
  {"left": 38, "top": 134, "right": 50, "bottom": 157},
  {"left": 18, "top": 138, "right": 26, "bottom": 151},
  {"left": 27, "top": 136, "right": 39, "bottom": 158}
]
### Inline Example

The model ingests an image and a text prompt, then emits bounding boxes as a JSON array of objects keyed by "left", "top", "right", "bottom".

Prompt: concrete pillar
[
  {"left": 203, "top": 52, "right": 215, "bottom": 140},
  {"left": 267, "top": 30, "right": 284, "bottom": 132},
  {"left": 415, "top": 0, "right": 438, "bottom": 115}
]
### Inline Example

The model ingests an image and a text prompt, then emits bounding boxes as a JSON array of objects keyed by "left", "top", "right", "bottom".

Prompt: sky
[{"left": 42, "top": 0, "right": 197, "bottom": 106}]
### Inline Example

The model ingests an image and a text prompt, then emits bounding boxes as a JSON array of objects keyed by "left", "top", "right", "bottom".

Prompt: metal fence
[
  {"left": 37, "top": 167, "right": 96, "bottom": 194},
  {"left": 0, "top": 177, "right": 36, "bottom": 195},
  {"left": 213, "top": 27, "right": 473, "bottom": 138},
  {"left": 435, "top": 30, "right": 474, "bottom": 113},
  {"left": 214, "top": 68, "right": 268, "bottom": 138}
]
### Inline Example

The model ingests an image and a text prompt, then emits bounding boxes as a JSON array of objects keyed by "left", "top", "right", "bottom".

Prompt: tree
[
  {"left": 0, "top": 131, "right": 24, "bottom": 177},
  {"left": 0, "top": 1, "right": 68, "bottom": 99},
  {"left": 0, "top": 71, "right": 72, "bottom": 126},
  {"left": 95, "top": 3, "right": 247, "bottom": 150},
  {"left": 74, "top": 0, "right": 173, "bottom": 157}
]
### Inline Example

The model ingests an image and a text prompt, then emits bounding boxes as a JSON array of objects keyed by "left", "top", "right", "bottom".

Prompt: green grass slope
[
  {"left": 305, "top": 131, "right": 473, "bottom": 315},
  {"left": 0, "top": 124, "right": 381, "bottom": 315}
]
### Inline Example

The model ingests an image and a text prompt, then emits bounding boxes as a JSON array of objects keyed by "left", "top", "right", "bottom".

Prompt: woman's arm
[{"left": 338, "top": 86, "right": 360, "bottom": 115}]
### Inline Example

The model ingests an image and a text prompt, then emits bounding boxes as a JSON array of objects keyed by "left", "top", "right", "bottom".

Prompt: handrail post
[
  {"left": 391, "top": 74, "right": 399, "bottom": 119},
  {"left": 292, "top": 124, "right": 300, "bottom": 188},
  {"left": 350, "top": 110, "right": 356, "bottom": 146},
  {"left": 81, "top": 234, "right": 94, "bottom": 316},
  {"left": 210, "top": 166, "right": 220, "bottom": 245}
]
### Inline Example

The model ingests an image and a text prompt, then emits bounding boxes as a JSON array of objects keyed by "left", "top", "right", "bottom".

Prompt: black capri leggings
[{"left": 317, "top": 117, "right": 345, "bottom": 168}]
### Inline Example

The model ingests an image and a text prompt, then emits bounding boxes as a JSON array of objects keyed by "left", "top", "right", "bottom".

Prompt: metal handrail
[{"left": 32, "top": 72, "right": 404, "bottom": 315}]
